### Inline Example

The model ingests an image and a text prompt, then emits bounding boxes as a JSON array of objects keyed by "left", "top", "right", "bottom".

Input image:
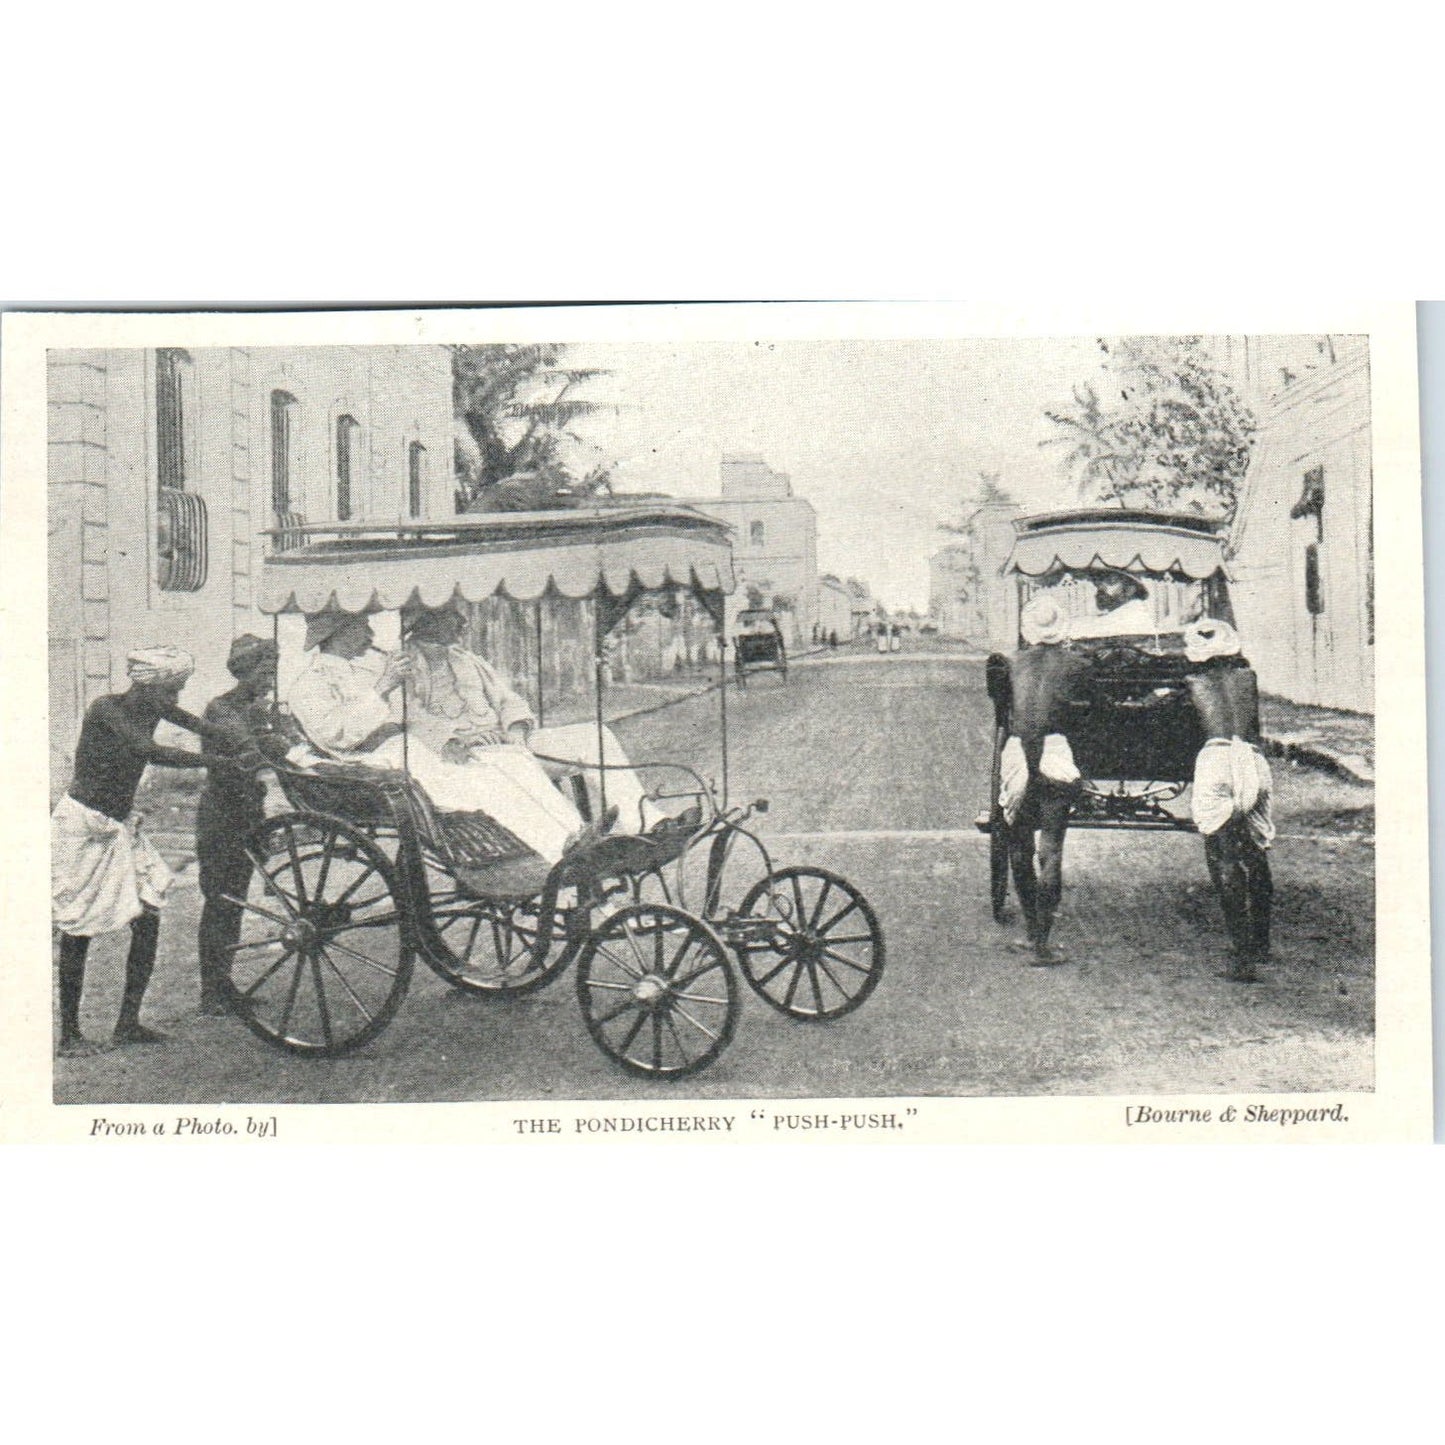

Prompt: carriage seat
[{"left": 255, "top": 704, "right": 535, "bottom": 870}]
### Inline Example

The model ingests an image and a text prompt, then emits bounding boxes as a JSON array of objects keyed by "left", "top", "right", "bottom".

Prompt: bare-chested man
[
  {"left": 997, "top": 593, "right": 1093, "bottom": 964},
  {"left": 1182, "top": 619, "right": 1274, "bottom": 981}
]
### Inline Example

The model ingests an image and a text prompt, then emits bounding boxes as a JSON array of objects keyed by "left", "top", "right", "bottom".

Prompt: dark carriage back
[{"left": 1065, "top": 639, "right": 1205, "bottom": 783}]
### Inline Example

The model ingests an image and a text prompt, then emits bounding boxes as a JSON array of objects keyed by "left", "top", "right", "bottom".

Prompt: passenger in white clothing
[
  {"left": 399, "top": 603, "right": 669, "bottom": 834},
  {"left": 287, "top": 610, "right": 586, "bottom": 864}
]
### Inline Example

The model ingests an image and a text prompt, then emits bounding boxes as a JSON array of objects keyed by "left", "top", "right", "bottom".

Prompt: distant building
[
  {"left": 929, "top": 542, "right": 976, "bottom": 638},
  {"left": 48, "top": 345, "right": 455, "bottom": 786},
  {"left": 928, "top": 498, "right": 1020, "bottom": 647},
  {"left": 845, "top": 577, "right": 875, "bottom": 637},
  {"left": 678, "top": 455, "right": 819, "bottom": 644},
  {"left": 817, "top": 575, "right": 853, "bottom": 641},
  {"left": 1227, "top": 336, "right": 1372, "bottom": 714}
]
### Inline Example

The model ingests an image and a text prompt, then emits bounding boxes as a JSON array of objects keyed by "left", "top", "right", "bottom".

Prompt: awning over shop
[
  {"left": 1003, "top": 510, "right": 1228, "bottom": 579},
  {"left": 257, "top": 504, "right": 737, "bottom": 620}
]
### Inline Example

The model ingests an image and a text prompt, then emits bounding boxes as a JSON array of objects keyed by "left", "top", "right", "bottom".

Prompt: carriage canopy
[
  {"left": 1002, "top": 508, "right": 1229, "bottom": 581},
  {"left": 257, "top": 503, "right": 737, "bottom": 628}
]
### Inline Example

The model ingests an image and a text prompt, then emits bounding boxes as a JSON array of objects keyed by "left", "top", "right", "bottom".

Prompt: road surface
[{"left": 54, "top": 642, "right": 1375, "bottom": 1103}]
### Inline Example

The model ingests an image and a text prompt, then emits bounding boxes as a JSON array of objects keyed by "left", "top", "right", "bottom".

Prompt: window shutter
[{"left": 158, "top": 489, "right": 208, "bottom": 592}]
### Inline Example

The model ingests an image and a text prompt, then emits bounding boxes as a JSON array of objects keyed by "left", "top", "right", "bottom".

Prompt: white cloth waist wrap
[
  {"left": 1190, "top": 738, "right": 1275, "bottom": 846},
  {"left": 999, "top": 733, "right": 1081, "bottom": 825},
  {"left": 51, "top": 795, "right": 173, "bottom": 936}
]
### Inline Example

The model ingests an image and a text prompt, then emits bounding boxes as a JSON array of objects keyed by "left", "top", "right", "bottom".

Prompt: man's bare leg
[
  {"left": 1005, "top": 822, "right": 1045, "bottom": 958},
  {"left": 1244, "top": 843, "right": 1273, "bottom": 960},
  {"left": 1205, "top": 826, "right": 1258, "bottom": 981},
  {"left": 1028, "top": 810, "right": 1070, "bottom": 965},
  {"left": 56, "top": 933, "right": 104, "bottom": 1056}
]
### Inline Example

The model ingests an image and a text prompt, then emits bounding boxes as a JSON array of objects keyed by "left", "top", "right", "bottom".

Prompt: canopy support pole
[
  {"left": 271, "top": 615, "right": 279, "bottom": 704},
  {"left": 593, "top": 601, "right": 608, "bottom": 817},
  {"left": 534, "top": 599, "right": 546, "bottom": 729},
  {"left": 400, "top": 680, "right": 410, "bottom": 774},
  {"left": 718, "top": 631, "right": 729, "bottom": 810}
]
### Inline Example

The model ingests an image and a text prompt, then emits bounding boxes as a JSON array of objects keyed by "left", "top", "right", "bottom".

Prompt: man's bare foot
[
  {"left": 1216, "top": 958, "right": 1258, "bottom": 983},
  {"left": 112, "top": 1021, "right": 169, "bottom": 1046},
  {"left": 57, "top": 1035, "right": 104, "bottom": 1058},
  {"left": 1008, "top": 938, "right": 1067, "bottom": 965}
]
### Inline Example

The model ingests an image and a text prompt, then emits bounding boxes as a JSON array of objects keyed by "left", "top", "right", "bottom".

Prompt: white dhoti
[
  {"left": 999, "top": 733, "right": 1080, "bottom": 825},
  {"left": 51, "top": 795, "right": 174, "bottom": 937},
  {"left": 1190, "top": 738, "right": 1275, "bottom": 847},
  {"left": 356, "top": 738, "right": 584, "bottom": 864},
  {"left": 529, "top": 723, "right": 661, "bottom": 835}
]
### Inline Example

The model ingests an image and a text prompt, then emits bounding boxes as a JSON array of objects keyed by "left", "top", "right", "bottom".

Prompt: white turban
[
  {"left": 1021, "top": 594, "right": 1068, "bottom": 646},
  {"left": 1184, "top": 619, "right": 1241, "bottom": 664},
  {"left": 126, "top": 645, "right": 195, "bottom": 685}
]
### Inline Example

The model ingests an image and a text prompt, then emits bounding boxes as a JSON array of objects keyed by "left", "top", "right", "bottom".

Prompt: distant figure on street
[
  {"left": 876, "top": 623, "right": 891, "bottom": 655},
  {"left": 997, "top": 595, "right": 1092, "bottom": 964},
  {"left": 51, "top": 647, "right": 229, "bottom": 1053},
  {"left": 1182, "top": 619, "right": 1274, "bottom": 981},
  {"left": 196, "top": 635, "right": 277, "bottom": 1015},
  {"left": 828, "top": 629, "right": 839, "bottom": 648}
]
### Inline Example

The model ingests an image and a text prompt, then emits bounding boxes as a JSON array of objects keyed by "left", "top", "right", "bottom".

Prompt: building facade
[
  {"left": 929, "top": 542, "right": 977, "bottom": 638},
  {"left": 1227, "top": 337, "right": 1373, "bottom": 714},
  {"left": 928, "top": 500, "right": 1020, "bottom": 648},
  {"left": 679, "top": 455, "right": 819, "bottom": 644},
  {"left": 817, "top": 574, "right": 853, "bottom": 641},
  {"left": 48, "top": 345, "right": 455, "bottom": 785}
]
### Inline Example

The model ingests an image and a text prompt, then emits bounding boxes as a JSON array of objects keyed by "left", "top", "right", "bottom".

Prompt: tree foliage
[
  {"left": 1041, "top": 338, "right": 1256, "bottom": 518},
  {"left": 452, "top": 344, "right": 615, "bottom": 511}
]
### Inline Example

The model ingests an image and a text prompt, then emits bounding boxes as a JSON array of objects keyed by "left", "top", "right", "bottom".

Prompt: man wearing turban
[
  {"left": 51, "top": 646, "right": 232, "bottom": 1053},
  {"left": 196, "top": 635, "right": 278, "bottom": 1015},
  {"left": 1181, "top": 619, "right": 1274, "bottom": 981},
  {"left": 994, "top": 593, "right": 1093, "bottom": 964}
]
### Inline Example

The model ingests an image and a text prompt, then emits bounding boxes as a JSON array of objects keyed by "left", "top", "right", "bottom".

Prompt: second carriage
[
  {"left": 223, "top": 504, "right": 884, "bottom": 1077},
  {"left": 976, "top": 509, "right": 1243, "bottom": 921}
]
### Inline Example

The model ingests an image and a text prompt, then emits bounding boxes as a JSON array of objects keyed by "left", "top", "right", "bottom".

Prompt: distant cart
[
  {"left": 733, "top": 609, "right": 788, "bottom": 687},
  {"left": 977, "top": 509, "right": 1242, "bottom": 922}
]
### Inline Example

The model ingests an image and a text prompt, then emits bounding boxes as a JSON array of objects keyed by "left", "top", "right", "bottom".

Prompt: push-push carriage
[
  {"left": 223, "top": 505, "right": 884, "bottom": 1078},
  {"left": 975, "top": 509, "right": 1241, "bottom": 922}
]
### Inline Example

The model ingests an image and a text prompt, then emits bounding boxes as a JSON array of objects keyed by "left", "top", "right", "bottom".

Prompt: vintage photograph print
[{"left": 2, "top": 305, "right": 1428, "bottom": 1142}]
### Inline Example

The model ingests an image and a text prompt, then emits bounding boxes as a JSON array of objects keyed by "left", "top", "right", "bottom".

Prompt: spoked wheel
[
  {"left": 576, "top": 904, "right": 738, "bottom": 1079},
  {"left": 222, "top": 814, "right": 413, "bottom": 1056},
  {"left": 732, "top": 866, "right": 884, "bottom": 1021},
  {"left": 418, "top": 853, "right": 574, "bottom": 996}
]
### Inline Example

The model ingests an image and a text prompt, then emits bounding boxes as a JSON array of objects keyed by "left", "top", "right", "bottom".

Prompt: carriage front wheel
[
  {"left": 732, "top": 866, "right": 884, "bottom": 1020},
  {"left": 222, "top": 813, "right": 414, "bottom": 1057},
  {"left": 576, "top": 904, "right": 739, "bottom": 1078}
]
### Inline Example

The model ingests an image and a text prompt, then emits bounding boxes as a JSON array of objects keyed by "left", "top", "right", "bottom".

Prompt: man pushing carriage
[{"left": 984, "top": 509, "right": 1275, "bottom": 981}]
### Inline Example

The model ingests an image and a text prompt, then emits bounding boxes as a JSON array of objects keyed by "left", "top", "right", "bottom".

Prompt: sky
[{"left": 564, "top": 337, "right": 1119, "bottom": 611}]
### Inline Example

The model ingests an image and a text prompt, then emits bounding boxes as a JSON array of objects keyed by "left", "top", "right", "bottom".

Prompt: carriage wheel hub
[
  {"left": 281, "top": 919, "right": 317, "bottom": 949},
  {"left": 633, "top": 974, "right": 669, "bottom": 1006}
]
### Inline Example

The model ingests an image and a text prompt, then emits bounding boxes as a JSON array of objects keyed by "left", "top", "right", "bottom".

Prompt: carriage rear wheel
[
  {"left": 732, "top": 866, "right": 884, "bottom": 1020},
  {"left": 223, "top": 813, "right": 413, "bottom": 1057},
  {"left": 576, "top": 904, "right": 738, "bottom": 1078},
  {"left": 419, "top": 853, "right": 575, "bottom": 997}
]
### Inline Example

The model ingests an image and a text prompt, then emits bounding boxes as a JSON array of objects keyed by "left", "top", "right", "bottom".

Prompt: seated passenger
[
  {"left": 400, "top": 603, "right": 693, "bottom": 837},
  {"left": 286, "top": 608, "right": 587, "bottom": 864},
  {"left": 1067, "top": 572, "right": 1157, "bottom": 640}
]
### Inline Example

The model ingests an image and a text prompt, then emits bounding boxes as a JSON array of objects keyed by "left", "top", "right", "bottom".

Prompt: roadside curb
[{"left": 1261, "top": 734, "right": 1374, "bottom": 786}]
